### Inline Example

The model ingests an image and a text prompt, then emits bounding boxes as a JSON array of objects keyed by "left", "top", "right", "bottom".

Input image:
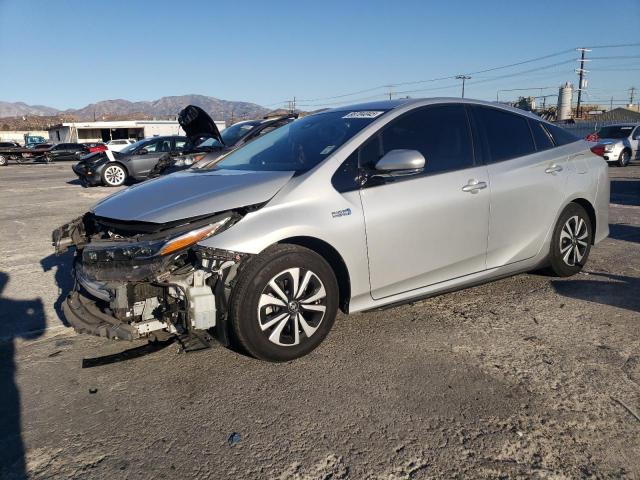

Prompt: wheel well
[
  {"left": 103, "top": 161, "right": 129, "bottom": 176},
  {"left": 571, "top": 198, "right": 596, "bottom": 244},
  {"left": 279, "top": 236, "right": 351, "bottom": 313}
]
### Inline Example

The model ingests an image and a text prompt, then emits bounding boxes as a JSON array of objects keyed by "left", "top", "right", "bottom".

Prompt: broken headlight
[
  {"left": 173, "top": 154, "right": 206, "bottom": 167},
  {"left": 82, "top": 219, "right": 230, "bottom": 264}
]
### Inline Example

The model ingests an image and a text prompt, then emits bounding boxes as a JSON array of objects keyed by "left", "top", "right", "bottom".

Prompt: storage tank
[{"left": 557, "top": 82, "right": 573, "bottom": 121}]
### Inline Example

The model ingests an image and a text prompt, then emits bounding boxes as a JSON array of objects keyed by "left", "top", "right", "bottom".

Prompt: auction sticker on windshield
[{"left": 342, "top": 111, "right": 384, "bottom": 119}]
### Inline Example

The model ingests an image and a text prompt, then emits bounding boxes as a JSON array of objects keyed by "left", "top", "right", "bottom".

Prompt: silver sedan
[{"left": 54, "top": 98, "right": 609, "bottom": 362}]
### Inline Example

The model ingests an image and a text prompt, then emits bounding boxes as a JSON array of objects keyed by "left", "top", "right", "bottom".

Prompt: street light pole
[{"left": 456, "top": 75, "right": 471, "bottom": 98}]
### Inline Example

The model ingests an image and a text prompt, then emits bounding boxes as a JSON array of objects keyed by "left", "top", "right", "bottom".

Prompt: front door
[
  {"left": 133, "top": 138, "right": 170, "bottom": 176},
  {"left": 359, "top": 104, "right": 490, "bottom": 300}
]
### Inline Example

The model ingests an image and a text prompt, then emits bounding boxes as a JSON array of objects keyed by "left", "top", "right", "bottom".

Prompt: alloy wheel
[
  {"left": 559, "top": 215, "right": 588, "bottom": 266},
  {"left": 104, "top": 165, "right": 125, "bottom": 186},
  {"left": 257, "top": 268, "right": 327, "bottom": 347}
]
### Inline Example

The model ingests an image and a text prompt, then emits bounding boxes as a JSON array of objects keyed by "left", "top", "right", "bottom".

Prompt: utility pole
[
  {"left": 629, "top": 86, "right": 637, "bottom": 106},
  {"left": 455, "top": 75, "right": 471, "bottom": 98},
  {"left": 610, "top": 97, "right": 613, "bottom": 111},
  {"left": 575, "top": 48, "right": 591, "bottom": 119}
]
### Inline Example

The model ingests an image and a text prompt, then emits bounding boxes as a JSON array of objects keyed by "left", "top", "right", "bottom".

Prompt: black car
[
  {"left": 72, "top": 135, "right": 188, "bottom": 187},
  {"left": 46, "top": 143, "right": 89, "bottom": 162},
  {"left": 150, "top": 109, "right": 298, "bottom": 177}
]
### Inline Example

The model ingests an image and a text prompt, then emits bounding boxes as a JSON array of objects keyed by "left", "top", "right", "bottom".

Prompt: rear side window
[
  {"left": 376, "top": 104, "right": 474, "bottom": 175},
  {"left": 471, "top": 106, "right": 535, "bottom": 163},
  {"left": 529, "top": 120, "right": 554, "bottom": 151},
  {"left": 545, "top": 124, "right": 580, "bottom": 146}
]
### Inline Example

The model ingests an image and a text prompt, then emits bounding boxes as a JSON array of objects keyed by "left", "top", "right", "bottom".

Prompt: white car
[{"left": 105, "top": 139, "right": 136, "bottom": 152}]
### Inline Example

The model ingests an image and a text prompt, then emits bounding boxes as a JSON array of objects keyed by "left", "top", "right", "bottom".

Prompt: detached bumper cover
[
  {"left": 63, "top": 290, "right": 139, "bottom": 340},
  {"left": 72, "top": 162, "right": 104, "bottom": 185}
]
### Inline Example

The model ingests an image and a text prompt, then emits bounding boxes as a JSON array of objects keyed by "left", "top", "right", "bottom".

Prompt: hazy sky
[{"left": 1, "top": 0, "right": 638, "bottom": 109}]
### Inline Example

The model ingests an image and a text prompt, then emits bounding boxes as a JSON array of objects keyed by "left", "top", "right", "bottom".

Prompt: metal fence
[{"left": 558, "top": 120, "right": 627, "bottom": 139}]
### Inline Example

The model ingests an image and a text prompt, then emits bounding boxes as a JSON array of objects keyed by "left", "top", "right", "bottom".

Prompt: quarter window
[
  {"left": 545, "top": 123, "right": 579, "bottom": 146},
  {"left": 530, "top": 120, "right": 554, "bottom": 151},
  {"left": 471, "top": 106, "right": 536, "bottom": 163},
  {"left": 372, "top": 104, "right": 474, "bottom": 174}
]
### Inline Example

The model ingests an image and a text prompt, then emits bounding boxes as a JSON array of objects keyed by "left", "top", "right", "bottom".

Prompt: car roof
[
  {"left": 329, "top": 98, "right": 416, "bottom": 112},
  {"left": 324, "top": 97, "right": 548, "bottom": 123}
]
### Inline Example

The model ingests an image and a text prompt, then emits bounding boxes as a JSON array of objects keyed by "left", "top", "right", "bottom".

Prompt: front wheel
[
  {"left": 101, "top": 163, "right": 127, "bottom": 187},
  {"left": 228, "top": 244, "right": 339, "bottom": 362},
  {"left": 618, "top": 150, "right": 631, "bottom": 167},
  {"left": 548, "top": 203, "right": 592, "bottom": 277},
  {"left": 0, "top": 155, "right": 7, "bottom": 166}
]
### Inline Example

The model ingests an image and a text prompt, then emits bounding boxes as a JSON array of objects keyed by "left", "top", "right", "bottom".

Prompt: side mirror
[
  {"left": 375, "top": 149, "right": 425, "bottom": 174},
  {"left": 138, "top": 148, "right": 148, "bottom": 155}
]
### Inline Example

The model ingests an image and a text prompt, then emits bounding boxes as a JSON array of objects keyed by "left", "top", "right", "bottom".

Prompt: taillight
[
  {"left": 590, "top": 145, "right": 605, "bottom": 157},
  {"left": 585, "top": 133, "right": 599, "bottom": 142}
]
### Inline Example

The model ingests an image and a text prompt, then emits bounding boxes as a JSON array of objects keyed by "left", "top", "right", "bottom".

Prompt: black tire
[
  {"left": 101, "top": 163, "right": 127, "bottom": 187},
  {"left": 548, "top": 203, "right": 592, "bottom": 277},
  {"left": 228, "top": 244, "right": 339, "bottom": 362},
  {"left": 617, "top": 149, "right": 631, "bottom": 167},
  {"left": 0, "top": 155, "right": 7, "bottom": 166}
]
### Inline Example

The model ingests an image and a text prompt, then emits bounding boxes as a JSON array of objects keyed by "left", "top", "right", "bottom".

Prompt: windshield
[
  {"left": 598, "top": 126, "right": 634, "bottom": 139},
  {"left": 198, "top": 121, "right": 262, "bottom": 149},
  {"left": 197, "top": 110, "right": 387, "bottom": 173},
  {"left": 118, "top": 139, "right": 148, "bottom": 154}
]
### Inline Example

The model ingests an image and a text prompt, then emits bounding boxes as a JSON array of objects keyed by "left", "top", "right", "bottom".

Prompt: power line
[
  {"left": 296, "top": 47, "right": 576, "bottom": 103},
  {"left": 272, "top": 43, "right": 640, "bottom": 109},
  {"left": 583, "top": 42, "right": 640, "bottom": 49}
]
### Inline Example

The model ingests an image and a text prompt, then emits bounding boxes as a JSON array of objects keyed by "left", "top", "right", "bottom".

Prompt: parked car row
[
  {"left": 70, "top": 107, "right": 298, "bottom": 186},
  {"left": 0, "top": 139, "right": 138, "bottom": 165}
]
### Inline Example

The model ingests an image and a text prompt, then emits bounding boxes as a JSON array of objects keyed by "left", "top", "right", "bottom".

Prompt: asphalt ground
[{"left": 0, "top": 160, "right": 639, "bottom": 479}]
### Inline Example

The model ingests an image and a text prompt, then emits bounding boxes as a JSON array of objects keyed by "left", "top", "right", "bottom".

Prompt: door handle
[
  {"left": 461, "top": 180, "right": 487, "bottom": 193},
  {"left": 545, "top": 164, "right": 563, "bottom": 174}
]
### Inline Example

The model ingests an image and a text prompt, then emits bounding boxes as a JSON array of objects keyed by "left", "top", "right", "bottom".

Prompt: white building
[{"left": 47, "top": 119, "right": 226, "bottom": 143}]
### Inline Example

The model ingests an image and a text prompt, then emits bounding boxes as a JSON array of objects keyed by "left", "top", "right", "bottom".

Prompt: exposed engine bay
[{"left": 53, "top": 209, "right": 254, "bottom": 347}]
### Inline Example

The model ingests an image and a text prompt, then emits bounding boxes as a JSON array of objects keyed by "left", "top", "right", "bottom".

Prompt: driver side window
[
  {"left": 377, "top": 104, "right": 474, "bottom": 175},
  {"left": 140, "top": 140, "right": 159, "bottom": 153}
]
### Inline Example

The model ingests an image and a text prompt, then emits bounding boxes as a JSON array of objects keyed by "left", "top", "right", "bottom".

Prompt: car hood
[
  {"left": 179, "top": 105, "right": 223, "bottom": 146},
  {"left": 91, "top": 169, "right": 294, "bottom": 223}
]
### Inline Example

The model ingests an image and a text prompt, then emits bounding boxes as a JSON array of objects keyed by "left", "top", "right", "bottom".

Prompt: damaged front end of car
[{"left": 52, "top": 210, "right": 251, "bottom": 347}]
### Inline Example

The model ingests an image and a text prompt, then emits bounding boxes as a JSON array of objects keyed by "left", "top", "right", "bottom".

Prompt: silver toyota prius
[{"left": 53, "top": 99, "right": 609, "bottom": 361}]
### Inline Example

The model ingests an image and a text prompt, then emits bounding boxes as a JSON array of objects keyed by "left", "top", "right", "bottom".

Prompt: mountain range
[{"left": 0, "top": 95, "right": 270, "bottom": 123}]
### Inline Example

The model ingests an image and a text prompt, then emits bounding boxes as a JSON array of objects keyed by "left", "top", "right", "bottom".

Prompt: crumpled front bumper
[
  {"left": 63, "top": 290, "right": 140, "bottom": 340},
  {"left": 72, "top": 161, "right": 104, "bottom": 185}
]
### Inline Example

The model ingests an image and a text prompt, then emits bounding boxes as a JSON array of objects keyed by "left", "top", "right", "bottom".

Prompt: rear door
[
  {"left": 360, "top": 104, "right": 490, "bottom": 299},
  {"left": 469, "top": 106, "right": 568, "bottom": 269}
]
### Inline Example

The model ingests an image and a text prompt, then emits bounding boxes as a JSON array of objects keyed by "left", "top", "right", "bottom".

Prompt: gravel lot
[{"left": 0, "top": 161, "right": 639, "bottom": 479}]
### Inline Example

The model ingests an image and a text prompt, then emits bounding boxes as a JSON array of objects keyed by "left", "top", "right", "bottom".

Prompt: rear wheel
[
  {"left": 228, "top": 244, "right": 339, "bottom": 362},
  {"left": 101, "top": 164, "right": 127, "bottom": 187},
  {"left": 618, "top": 149, "right": 631, "bottom": 167},
  {"left": 0, "top": 155, "right": 7, "bottom": 166},
  {"left": 548, "top": 203, "right": 592, "bottom": 277}
]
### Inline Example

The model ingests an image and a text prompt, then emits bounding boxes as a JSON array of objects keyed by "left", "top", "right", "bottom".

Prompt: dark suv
[
  {"left": 46, "top": 143, "right": 89, "bottom": 162},
  {"left": 72, "top": 136, "right": 187, "bottom": 186}
]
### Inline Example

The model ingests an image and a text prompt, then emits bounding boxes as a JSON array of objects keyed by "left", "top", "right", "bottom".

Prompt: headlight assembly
[
  {"left": 604, "top": 144, "right": 615, "bottom": 152},
  {"left": 82, "top": 217, "right": 231, "bottom": 263},
  {"left": 158, "top": 219, "right": 229, "bottom": 256}
]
